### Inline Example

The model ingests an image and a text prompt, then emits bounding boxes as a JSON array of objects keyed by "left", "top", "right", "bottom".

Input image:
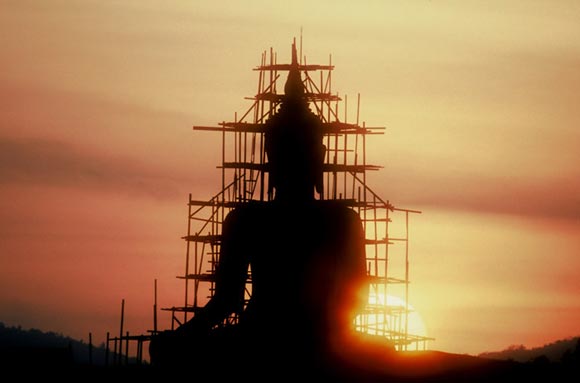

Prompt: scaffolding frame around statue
[{"left": 161, "top": 43, "right": 434, "bottom": 351}]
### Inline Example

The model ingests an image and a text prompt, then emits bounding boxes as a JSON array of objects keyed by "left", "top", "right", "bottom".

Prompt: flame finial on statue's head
[
  {"left": 284, "top": 39, "right": 304, "bottom": 99},
  {"left": 291, "top": 39, "right": 298, "bottom": 68}
]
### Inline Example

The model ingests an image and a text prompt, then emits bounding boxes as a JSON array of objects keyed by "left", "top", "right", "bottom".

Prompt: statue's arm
[
  {"left": 339, "top": 209, "right": 369, "bottom": 326},
  {"left": 178, "top": 209, "right": 249, "bottom": 333}
]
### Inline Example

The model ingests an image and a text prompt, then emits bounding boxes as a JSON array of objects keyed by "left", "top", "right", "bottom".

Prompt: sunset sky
[{"left": 1, "top": 1, "right": 579, "bottom": 356}]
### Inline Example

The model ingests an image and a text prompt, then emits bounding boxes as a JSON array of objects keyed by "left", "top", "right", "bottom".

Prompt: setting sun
[{"left": 357, "top": 292, "right": 430, "bottom": 351}]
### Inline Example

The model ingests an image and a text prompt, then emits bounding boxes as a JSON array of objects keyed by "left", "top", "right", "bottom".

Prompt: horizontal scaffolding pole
[
  {"left": 182, "top": 234, "right": 221, "bottom": 243},
  {"left": 247, "top": 92, "right": 340, "bottom": 102},
  {"left": 365, "top": 239, "right": 394, "bottom": 245},
  {"left": 189, "top": 199, "right": 241, "bottom": 208},
  {"left": 366, "top": 276, "right": 408, "bottom": 284},
  {"left": 323, "top": 122, "right": 385, "bottom": 134},
  {"left": 254, "top": 63, "right": 334, "bottom": 71},
  {"left": 193, "top": 122, "right": 384, "bottom": 135},
  {"left": 358, "top": 305, "right": 408, "bottom": 315},
  {"left": 177, "top": 273, "right": 216, "bottom": 282},
  {"left": 160, "top": 306, "right": 202, "bottom": 313},
  {"left": 392, "top": 207, "right": 423, "bottom": 214},
  {"left": 219, "top": 162, "right": 381, "bottom": 172}
]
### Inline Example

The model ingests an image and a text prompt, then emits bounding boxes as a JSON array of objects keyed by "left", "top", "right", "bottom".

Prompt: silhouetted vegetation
[
  {"left": 478, "top": 337, "right": 580, "bottom": 381},
  {"left": 479, "top": 336, "right": 580, "bottom": 363},
  {"left": 2, "top": 321, "right": 577, "bottom": 381},
  {"left": 0, "top": 322, "right": 141, "bottom": 367}
]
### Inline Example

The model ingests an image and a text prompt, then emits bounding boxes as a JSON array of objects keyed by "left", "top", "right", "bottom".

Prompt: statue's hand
[{"left": 175, "top": 314, "right": 211, "bottom": 336}]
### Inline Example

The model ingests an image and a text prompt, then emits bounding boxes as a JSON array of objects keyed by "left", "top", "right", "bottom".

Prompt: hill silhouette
[
  {"left": 0, "top": 322, "right": 141, "bottom": 368},
  {"left": 479, "top": 336, "right": 580, "bottom": 363},
  {"left": 1, "top": 321, "right": 578, "bottom": 381}
]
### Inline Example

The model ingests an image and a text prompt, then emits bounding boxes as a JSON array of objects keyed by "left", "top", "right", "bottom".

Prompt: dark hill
[
  {"left": 0, "top": 321, "right": 140, "bottom": 368},
  {"left": 478, "top": 336, "right": 580, "bottom": 363},
  {"left": 1, "top": 322, "right": 578, "bottom": 381}
]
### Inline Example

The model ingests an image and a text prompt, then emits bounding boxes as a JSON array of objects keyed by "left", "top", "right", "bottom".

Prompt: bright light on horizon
[{"left": 358, "top": 292, "right": 430, "bottom": 351}]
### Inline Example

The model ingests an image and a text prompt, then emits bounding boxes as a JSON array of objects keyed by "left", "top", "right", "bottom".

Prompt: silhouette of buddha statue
[{"left": 149, "top": 43, "right": 369, "bottom": 378}]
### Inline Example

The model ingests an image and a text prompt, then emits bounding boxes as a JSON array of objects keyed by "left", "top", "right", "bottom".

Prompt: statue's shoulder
[
  {"left": 317, "top": 200, "right": 361, "bottom": 221},
  {"left": 223, "top": 201, "right": 269, "bottom": 225}
]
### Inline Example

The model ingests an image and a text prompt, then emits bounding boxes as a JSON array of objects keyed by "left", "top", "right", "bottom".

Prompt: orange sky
[{"left": 1, "top": 1, "right": 579, "bottom": 356}]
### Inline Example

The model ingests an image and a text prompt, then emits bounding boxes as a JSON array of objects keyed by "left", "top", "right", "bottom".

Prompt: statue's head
[{"left": 265, "top": 43, "right": 325, "bottom": 203}]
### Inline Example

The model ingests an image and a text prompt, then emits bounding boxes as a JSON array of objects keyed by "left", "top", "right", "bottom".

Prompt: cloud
[
  {"left": 379, "top": 163, "right": 580, "bottom": 222},
  {"left": 0, "top": 136, "right": 187, "bottom": 199}
]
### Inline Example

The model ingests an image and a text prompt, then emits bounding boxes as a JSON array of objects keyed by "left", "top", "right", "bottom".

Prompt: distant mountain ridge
[
  {"left": 0, "top": 321, "right": 139, "bottom": 366},
  {"left": 2, "top": 321, "right": 578, "bottom": 371},
  {"left": 478, "top": 336, "right": 580, "bottom": 363}
]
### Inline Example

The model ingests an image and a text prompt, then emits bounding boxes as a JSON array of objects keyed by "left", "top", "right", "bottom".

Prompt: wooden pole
[
  {"left": 88, "top": 332, "right": 93, "bottom": 366},
  {"left": 185, "top": 194, "right": 191, "bottom": 324},
  {"left": 125, "top": 331, "right": 129, "bottom": 365},
  {"left": 405, "top": 211, "right": 410, "bottom": 351},
  {"left": 118, "top": 299, "right": 125, "bottom": 365},
  {"left": 153, "top": 279, "right": 158, "bottom": 333},
  {"left": 105, "top": 331, "right": 110, "bottom": 366}
]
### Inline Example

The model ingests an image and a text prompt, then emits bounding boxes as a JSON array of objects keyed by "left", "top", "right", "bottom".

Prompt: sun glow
[{"left": 357, "top": 292, "right": 430, "bottom": 350}]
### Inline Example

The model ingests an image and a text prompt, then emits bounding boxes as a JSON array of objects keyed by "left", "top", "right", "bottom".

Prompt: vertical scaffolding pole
[
  {"left": 221, "top": 122, "right": 226, "bottom": 223},
  {"left": 88, "top": 332, "right": 93, "bottom": 366},
  {"left": 404, "top": 210, "right": 410, "bottom": 351},
  {"left": 185, "top": 194, "right": 192, "bottom": 324},
  {"left": 105, "top": 331, "right": 110, "bottom": 366},
  {"left": 125, "top": 331, "right": 129, "bottom": 365},
  {"left": 153, "top": 279, "right": 158, "bottom": 333},
  {"left": 117, "top": 299, "right": 124, "bottom": 365}
]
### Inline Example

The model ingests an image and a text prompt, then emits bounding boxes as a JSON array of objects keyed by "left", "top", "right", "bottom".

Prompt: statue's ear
[
  {"left": 315, "top": 144, "right": 326, "bottom": 195},
  {"left": 315, "top": 180, "right": 323, "bottom": 196}
]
